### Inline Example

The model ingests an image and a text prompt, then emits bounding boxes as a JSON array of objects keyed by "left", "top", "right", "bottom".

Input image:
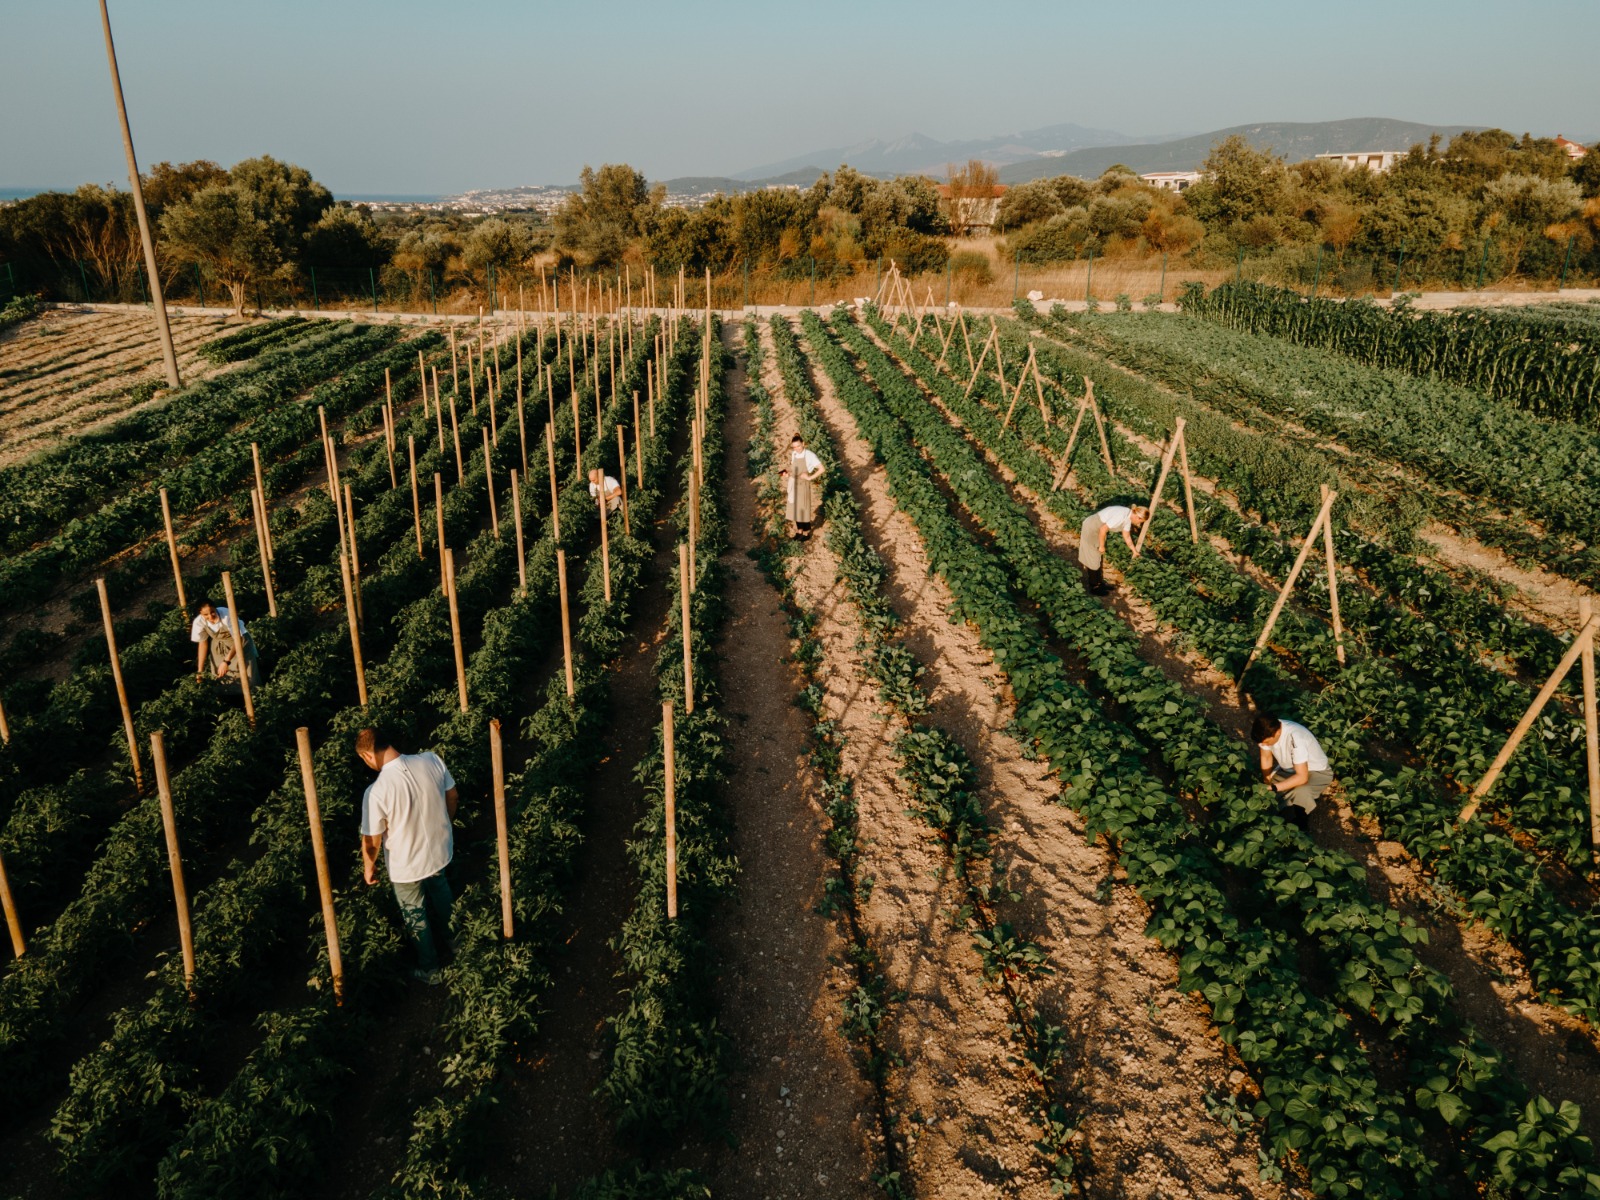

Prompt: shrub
[{"left": 949, "top": 250, "right": 994, "bottom": 286}]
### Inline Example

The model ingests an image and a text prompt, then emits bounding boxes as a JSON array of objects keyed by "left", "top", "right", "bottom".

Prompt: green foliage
[{"left": 0, "top": 292, "right": 40, "bottom": 331}]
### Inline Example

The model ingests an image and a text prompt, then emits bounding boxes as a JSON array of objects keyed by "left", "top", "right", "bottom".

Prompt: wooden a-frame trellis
[
  {"left": 1234, "top": 484, "right": 1347, "bottom": 683},
  {"left": 1050, "top": 378, "right": 1115, "bottom": 491},
  {"left": 1458, "top": 596, "right": 1600, "bottom": 861}
]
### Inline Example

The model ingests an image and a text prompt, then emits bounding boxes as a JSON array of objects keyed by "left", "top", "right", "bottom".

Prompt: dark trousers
[
  {"left": 392, "top": 871, "right": 454, "bottom": 970},
  {"left": 1081, "top": 565, "right": 1106, "bottom": 593}
]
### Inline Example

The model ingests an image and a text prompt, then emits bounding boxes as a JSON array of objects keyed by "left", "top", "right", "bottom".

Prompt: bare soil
[{"left": 798, "top": 320, "right": 1284, "bottom": 1198}]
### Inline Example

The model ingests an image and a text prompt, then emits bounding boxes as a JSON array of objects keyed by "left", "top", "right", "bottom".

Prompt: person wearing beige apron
[
  {"left": 1078, "top": 504, "right": 1147, "bottom": 594},
  {"left": 190, "top": 598, "right": 263, "bottom": 691},
  {"left": 781, "top": 433, "right": 823, "bottom": 541}
]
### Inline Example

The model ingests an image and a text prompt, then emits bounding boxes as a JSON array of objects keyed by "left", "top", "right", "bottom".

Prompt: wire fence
[{"left": 0, "top": 235, "right": 1591, "bottom": 317}]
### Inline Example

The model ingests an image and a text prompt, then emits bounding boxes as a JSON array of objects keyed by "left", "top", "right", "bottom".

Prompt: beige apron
[{"left": 786, "top": 452, "right": 816, "bottom": 524}]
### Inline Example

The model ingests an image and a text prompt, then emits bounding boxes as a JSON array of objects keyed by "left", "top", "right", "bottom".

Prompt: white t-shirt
[
  {"left": 1266, "top": 720, "right": 1329, "bottom": 775},
  {"left": 360, "top": 752, "right": 456, "bottom": 883},
  {"left": 190, "top": 608, "right": 246, "bottom": 643},
  {"left": 788, "top": 448, "right": 822, "bottom": 475},
  {"left": 1096, "top": 505, "right": 1133, "bottom": 534},
  {"left": 588, "top": 476, "right": 620, "bottom": 498}
]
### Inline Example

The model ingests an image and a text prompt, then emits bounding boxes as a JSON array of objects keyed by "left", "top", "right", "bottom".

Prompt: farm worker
[
  {"left": 781, "top": 433, "right": 824, "bottom": 541},
  {"left": 587, "top": 467, "right": 623, "bottom": 515},
  {"left": 1077, "top": 504, "right": 1148, "bottom": 594},
  {"left": 190, "top": 598, "right": 262, "bottom": 690},
  {"left": 1251, "top": 714, "right": 1334, "bottom": 830},
  {"left": 357, "top": 727, "right": 459, "bottom": 984}
]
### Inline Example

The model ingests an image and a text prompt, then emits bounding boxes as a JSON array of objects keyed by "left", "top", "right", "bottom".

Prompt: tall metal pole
[{"left": 99, "top": 0, "right": 180, "bottom": 389}]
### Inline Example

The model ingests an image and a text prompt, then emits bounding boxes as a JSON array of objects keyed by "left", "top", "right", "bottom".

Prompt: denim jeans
[{"left": 392, "top": 871, "right": 454, "bottom": 970}]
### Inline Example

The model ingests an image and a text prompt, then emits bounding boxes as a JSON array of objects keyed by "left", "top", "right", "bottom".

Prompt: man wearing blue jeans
[{"left": 357, "top": 727, "right": 459, "bottom": 984}]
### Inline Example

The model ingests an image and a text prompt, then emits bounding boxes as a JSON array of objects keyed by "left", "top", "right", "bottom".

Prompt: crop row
[
  {"left": 882, "top": 309, "right": 1600, "bottom": 1197},
  {"left": 1034, "top": 304, "right": 1600, "bottom": 589},
  {"left": 32, "top": 311, "right": 640, "bottom": 1188},
  {"left": 768, "top": 315, "right": 1079, "bottom": 1194},
  {"left": 196, "top": 315, "right": 313, "bottom": 364},
  {"left": 825, "top": 308, "right": 1600, "bottom": 1197},
  {"left": 1180, "top": 281, "right": 1600, "bottom": 424}
]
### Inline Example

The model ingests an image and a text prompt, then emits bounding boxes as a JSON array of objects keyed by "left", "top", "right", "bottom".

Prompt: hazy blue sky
[{"left": 4, "top": 0, "right": 1593, "bottom": 195}]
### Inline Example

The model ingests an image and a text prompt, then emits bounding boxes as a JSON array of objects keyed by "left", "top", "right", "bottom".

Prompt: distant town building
[
  {"left": 1555, "top": 136, "right": 1589, "bottom": 161},
  {"left": 937, "top": 182, "right": 1006, "bottom": 234},
  {"left": 1314, "top": 150, "right": 1405, "bottom": 173},
  {"left": 1141, "top": 171, "right": 1203, "bottom": 192}
]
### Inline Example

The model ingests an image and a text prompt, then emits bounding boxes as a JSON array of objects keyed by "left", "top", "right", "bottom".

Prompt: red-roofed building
[{"left": 1555, "top": 136, "right": 1589, "bottom": 161}]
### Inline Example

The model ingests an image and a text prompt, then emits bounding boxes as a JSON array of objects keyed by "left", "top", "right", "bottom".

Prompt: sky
[{"left": 3, "top": 0, "right": 1593, "bottom": 196}]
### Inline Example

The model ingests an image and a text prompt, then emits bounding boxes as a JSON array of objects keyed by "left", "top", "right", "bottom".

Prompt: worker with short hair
[
  {"left": 587, "top": 467, "right": 622, "bottom": 515},
  {"left": 780, "top": 432, "right": 824, "bottom": 541},
  {"left": 357, "top": 727, "right": 459, "bottom": 984},
  {"left": 1252, "top": 714, "right": 1333, "bottom": 828},
  {"left": 1078, "top": 504, "right": 1148, "bottom": 594},
  {"left": 190, "top": 598, "right": 262, "bottom": 690}
]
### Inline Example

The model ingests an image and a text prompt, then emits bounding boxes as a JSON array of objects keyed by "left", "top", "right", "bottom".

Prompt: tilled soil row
[{"left": 796, "top": 319, "right": 1281, "bottom": 1199}]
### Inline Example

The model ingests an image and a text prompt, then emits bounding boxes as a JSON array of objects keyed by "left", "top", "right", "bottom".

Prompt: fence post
[
  {"left": 809, "top": 257, "right": 815, "bottom": 306},
  {"left": 1394, "top": 241, "right": 1406, "bottom": 294},
  {"left": 1310, "top": 245, "right": 1323, "bottom": 299},
  {"left": 194, "top": 263, "right": 205, "bottom": 308},
  {"left": 1013, "top": 251, "right": 1019, "bottom": 300},
  {"left": 1158, "top": 253, "right": 1167, "bottom": 303},
  {"left": 78, "top": 260, "right": 91, "bottom": 303},
  {"left": 309, "top": 266, "right": 318, "bottom": 311},
  {"left": 369, "top": 267, "right": 378, "bottom": 313},
  {"left": 1085, "top": 250, "right": 1094, "bottom": 303},
  {"left": 1560, "top": 235, "right": 1576, "bottom": 291}
]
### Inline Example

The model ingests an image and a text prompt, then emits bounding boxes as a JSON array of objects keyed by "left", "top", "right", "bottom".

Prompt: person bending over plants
[
  {"left": 1077, "top": 503, "right": 1148, "bottom": 595},
  {"left": 587, "top": 467, "right": 623, "bottom": 515},
  {"left": 190, "top": 598, "right": 262, "bottom": 690},
  {"left": 780, "top": 432, "right": 824, "bottom": 541},
  {"left": 1252, "top": 713, "right": 1334, "bottom": 830},
  {"left": 356, "top": 726, "right": 459, "bottom": 985}
]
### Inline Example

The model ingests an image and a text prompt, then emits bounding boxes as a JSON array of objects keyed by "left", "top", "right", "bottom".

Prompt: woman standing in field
[
  {"left": 1078, "top": 503, "right": 1148, "bottom": 594},
  {"left": 781, "top": 433, "right": 824, "bottom": 541}
]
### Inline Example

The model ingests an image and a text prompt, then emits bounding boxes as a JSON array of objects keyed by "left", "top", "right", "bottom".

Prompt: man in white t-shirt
[
  {"left": 1077, "top": 503, "right": 1149, "bottom": 594},
  {"left": 1252, "top": 713, "right": 1334, "bottom": 828},
  {"left": 588, "top": 467, "right": 622, "bottom": 515},
  {"left": 357, "top": 727, "right": 459, "bottom": 983},
  {"left": 190, "top": 598, "right": 262, "bottom": 690}
]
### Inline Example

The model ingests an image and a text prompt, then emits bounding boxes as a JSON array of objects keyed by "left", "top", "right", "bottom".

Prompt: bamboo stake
[
  {"left": 97, "top": 577, "right": 144, "bottom": 787},
  {"left": 434, "top": 473, "right": 447, "bottom": 595},
  {"left": 418, "top": 348, "right": 428, "bottom": 414},
  {"left": 251, "top": 442, "right": 274, "bottom": 559},
  {"left": 149, "top": 731, "right": 195, "bottom": 989},
  {"left": 409, "top": 437, "right": 423, "bottom": 558},
  {"left": 1460, "top": 614, "right": 1597, "bottom": 823},
  {"left": 617, "top": 426, "right": 631, "bottom": 536},
  {"left": 332, "top": 532, "right": 367, "bottom": 705},
  {"left": 1052, "top": 392, "right": 1093, "bottom": 491},
  {"left": 663, "top": 701, "right": 678, "bottom": 919},
  {"left": 482, "top": 428, "right": 499, "bottom": 537},
  {"left": 449, "top": 392, "right": 464, "bottom": 481},
  {"left": 219, "top": 571, "right": 254, "bottom": 727},
  {"left": 433, "top": 367, "right": 445, "bottom": 454},
  {"left": 487, "top": 367, "right": 497, "bottom": 443},
  {"left": 296, "top": 727, "right": 343, "bottom": 1001},
  {"left": 159, "top": 487, "right": 186, "bottom": 609},
  {"left": 1583, "top": 596, "right": 1600, "bottom": 858},
  {"left": 598, "top": 482, "right": 612, "bottom": 603},
  {"left": 445, "top": 549, "right": 468, "bottom": 712},
  {"left": 517, "top": 368, "right": 529, "bottom": 480},
  {"left": 545, "top": 425, "right": 561, "bottom": 543},
  {"left": 1235, "top": 488, "right": 1338, "bottom": 686},
  {"left": 0, "top": 849, "right": 22, "bottom": 957},
  {"left": 490, "top": 718, "right": 514, "bottom": 939},
  {"left": 344, "top": 482, "right": 363, "bottom": 629},
  {"left": 648, "top": 364, "right": 657, "bottom": 438},
  {"left": 383, "top": 369, "right": 398, "bottom": 486},
  {"left": 680, "top": 542, "right": 694, "bottom": 714},
  {"left": 1001, "top": 345, "right": 1038, "bottom": 431},
  {"left": 1319, "top": 484, "right": 1345, "bottom": 665},
  {"left": 250, "top": 487, "right": 277, "bottom": 617},
  {"left": 0, "top": 696, "right": 9, "bottom": 745},
  {"left": 1133, "top": 418, "right": 1186, "bottom": 557},
  {"left": 963, "top": 326, "right": 996, "bottom": 397},
  {"left": 635, "top": 421, "right": 644, "bottom": 489},
  {"left": 557, "top": 549, "right": 575, "bottom": 697},
  {"left": 508, "top": 469, "right": 527, "bottom": 594},
  {"left": 450, "top": 326, "right": 459, "bottom": 393}
]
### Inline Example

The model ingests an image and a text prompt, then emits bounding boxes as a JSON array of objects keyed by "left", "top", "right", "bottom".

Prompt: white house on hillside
[
  {"left": 1141, "top": 171, "right": 1203, "bottom": 192},
  {"left": 1314, "top": 150, "right": 1405, "bottom": 173}
]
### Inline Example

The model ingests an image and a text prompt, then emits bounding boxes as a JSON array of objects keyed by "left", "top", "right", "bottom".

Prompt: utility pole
[{"left": 99, "top": 0, "right": 180, "bottom": 389}]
